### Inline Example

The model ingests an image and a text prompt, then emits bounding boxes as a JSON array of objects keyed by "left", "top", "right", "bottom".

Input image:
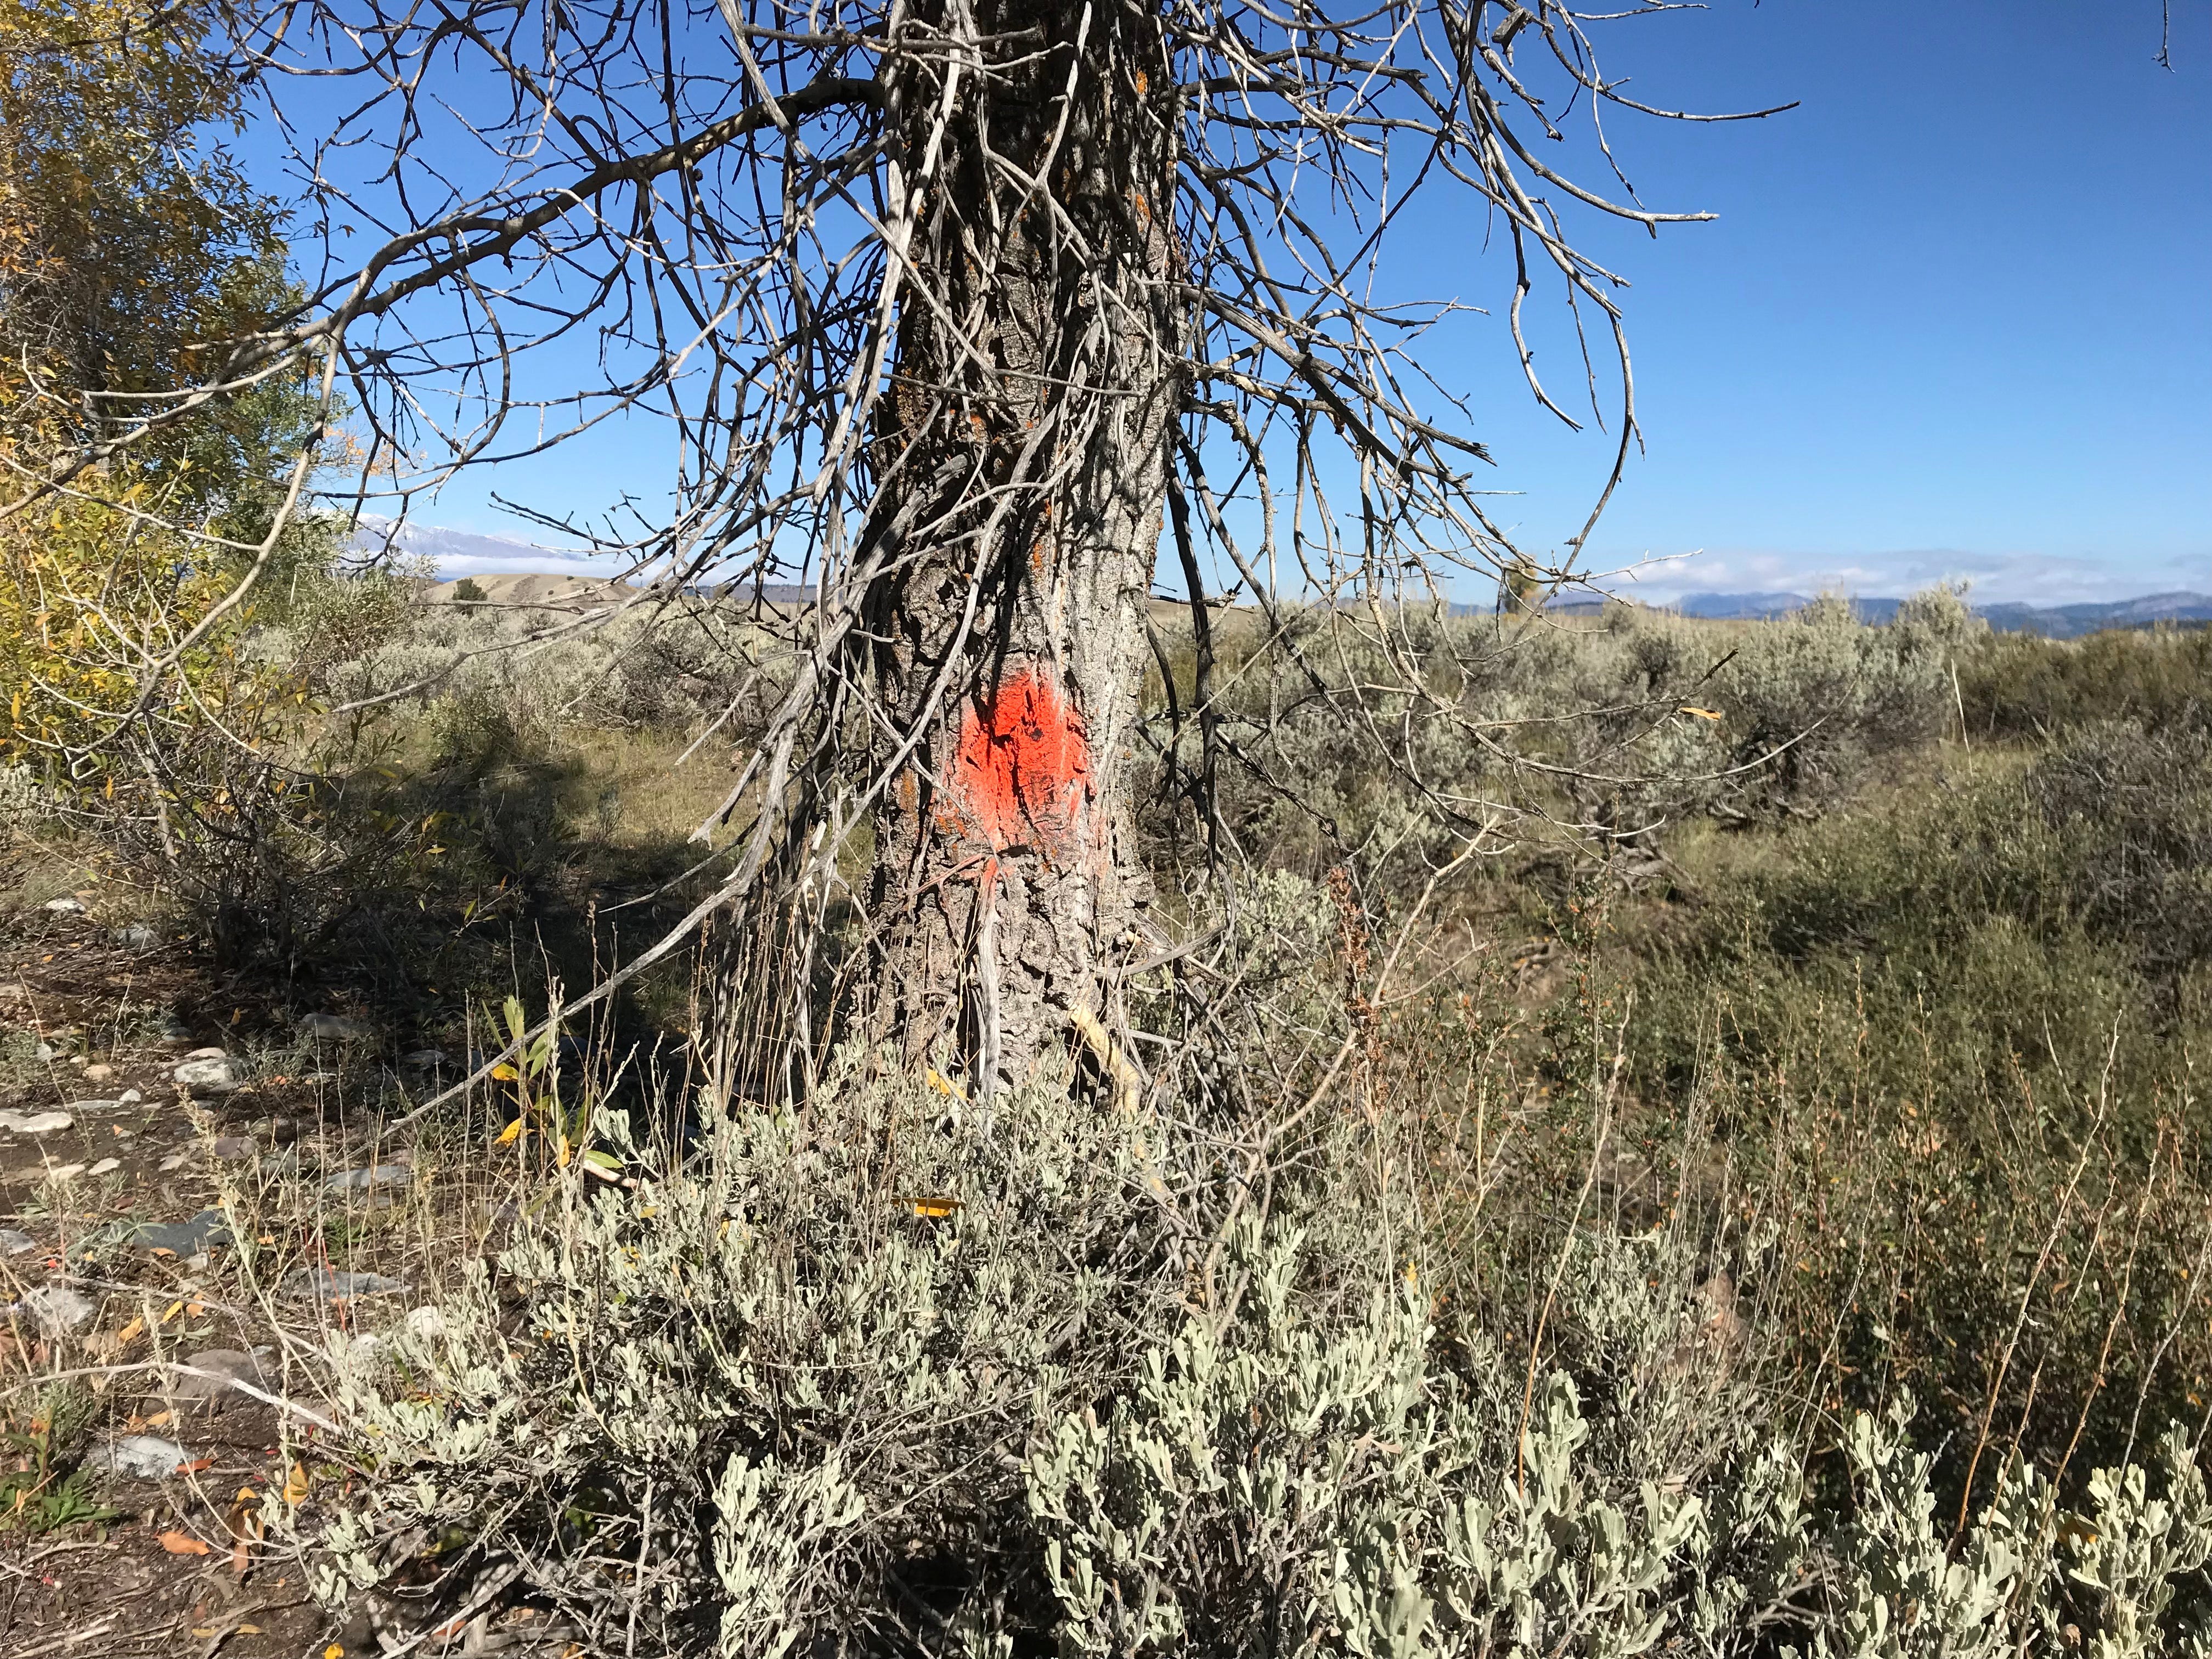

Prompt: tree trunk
[{"left": 861, "top": 0, "right": 1178, "bottom": 1094}]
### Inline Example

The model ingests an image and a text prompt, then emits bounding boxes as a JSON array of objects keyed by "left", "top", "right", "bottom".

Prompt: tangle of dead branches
[{"left": 4, "top": 0, "right": 1796, "bottom": 1085}]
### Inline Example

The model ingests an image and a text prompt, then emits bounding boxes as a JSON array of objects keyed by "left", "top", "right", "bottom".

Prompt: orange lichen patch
[{"left": 949, "top": 666, "right": 1091, "bottom": 854}]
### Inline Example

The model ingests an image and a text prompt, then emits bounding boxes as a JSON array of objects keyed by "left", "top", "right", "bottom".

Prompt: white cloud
[
  {"left": 349, "top": 517, "right": 631, "bottom": 578},
  {"left": 1602, "top": 546, "right": 2199, "bottom": 608}
]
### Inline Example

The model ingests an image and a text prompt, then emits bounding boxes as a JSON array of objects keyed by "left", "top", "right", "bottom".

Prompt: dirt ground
[{"left": 1, "top": 883, "right": 513, "bottom": 1658}]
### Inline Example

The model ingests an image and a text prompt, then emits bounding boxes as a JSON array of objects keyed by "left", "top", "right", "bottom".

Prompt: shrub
[
  {"left": 301, "top": 1046, "right": 2212, "bottom": 1655},
  {"left": 1156, "top": 590, "right": 1973, "bottom": 904},
  {"left": 309, "top": 1058, "right": 1176, "bottom": 1652},
  {"left": 1620, "top": 731, "right": 2212, "bottom": 1506},
  {"left": 1960, "top": 625, "right": 2212, "bottom": 742}
]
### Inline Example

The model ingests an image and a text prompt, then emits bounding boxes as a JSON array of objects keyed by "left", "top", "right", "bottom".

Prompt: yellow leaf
[
  {"left": 116, "top": 1314, "right": 145, "bottom": 1345},
  {"left": 1679, "top": 705, "right": 1723, "bottom": 721},
  {"left": 555, "top": 1137, "right": 572, "bottom": 1169},
  {"left": 160, "top": 1299, "right": 184, "bottom": 1324},
  {"left": 924, "top": 1066, "right": 968, "bottom": 1104},
  {"left": 490, "top": 1063, "right": 520, "bottom": 1082},
  {"left": 910, "top": 1196, "right": 962, "bottom": 1219},
  {"left": 284, "top": 1462, "right": 311, "bottom": 1505},
  {"left": 494, "top": 1117, "right": 524, "bottom": 1146}
]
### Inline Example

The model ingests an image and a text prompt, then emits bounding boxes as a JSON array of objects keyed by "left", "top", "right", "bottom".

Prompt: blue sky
[
  {"left": 301, "top": 2, "right": 2209, "bottom": 603},
  {"left": 1447, "top": 0, "right": 2212, "bottom": 605}
]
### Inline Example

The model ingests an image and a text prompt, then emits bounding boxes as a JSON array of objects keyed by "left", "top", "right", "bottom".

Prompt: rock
[
  {"left": 20, "top": 1283, "right": 97, "bottom": 1332},
  {"left": 126, "top": 1210, "right": 233, "bottom": 1255},
  {"left": 0, "top": 1227, "right": 37, "bottom": 1255},
  {"left": 324, "top": 1165, "right": 411, "bottom": 1195},
  {"left": 41, "top": 1163, "right": 87, "bottom": 1182},
  {"left": 116, "top": 923, "right": 158, "bottom": 950},
  {"left": 282, "top": 1267, "right": 407, "bottom": 1301},
  {"left": 41, "top": 895, "right": 86, "bottom": 913},
  {"left": 173, "top": 1347, "right": 270, "bottom": 1401},
  {"left": 212, "top": 1135, "right": 255, "bottom": 1159},
  {"left": 404, "top": 1306, "right": 449, "bottom": 1341},
  {"left": 0, "top": 1109, "right": 73, "bottom": 1133},
  {"left": 172, "top": 1054, "right": 242, "bottom": 1096},
  {"left": 87, "top": 1156, "right": 119, "bottom": 1176},
  {"left": 299, "top": 1013, "right": 374, "bottom": 1045},
  {"left": 34, "top": 1041, "right": 55, "bottom": 1061},
  {"left": 83, "top": 1435, "right": 191, "bottom": 1479},
  {"left": 121, "top": 1088, "right": 142, "bottom": 1104}
]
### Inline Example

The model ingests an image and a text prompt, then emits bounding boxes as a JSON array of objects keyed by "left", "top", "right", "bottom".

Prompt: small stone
[
  {"left": 0, "top": 1227, "right": 37, "bottom": 1255},
  {"left": 172, "top": 1054, "right": 242, "bottom": 1096},
  {"left": 87, "top": 1156, "right": 120, "bottom": 1176},
  {"left": 281, "top": 1266, "right": 407, "bottom": 1301},
  {"left": 83, "top": 1434, "right": 191, "bottom": 1479},
  {"left": 120, "top": 1088, "right": 142, "bottom": 1104},
  {"left": 324, "top": 1164, "right": 411, "bottom": 1195},
  {"left": 35, "top": 1041, "right": 55, "bottom": 1062},
  {"left": 0, "top": 1109, "right": 73, "bottom": 1133},
  {"left": 20, "top": 1283, "right": 97, "bottom": 1331},
  {"left": 67, "top": 1053, "right": 86, "bottom": 1068},
  {"left": 173, "top": 1347, "right": 269, "bottom": 1401},
  {"left": 41, "top": 895, "right": 86, "bottom": 913},
  {"left": 126, "top": 1210, "right": 233, "bottom": 1254},
  {"left": 41, "top": 1163, "right": 87, "bottom": 1182},
  {"left": 404, "top": 1306, "right": 449, "bottom": 1341},
  {"left": 212, "top": 1136, "right": 255, "bottom": 1159}
]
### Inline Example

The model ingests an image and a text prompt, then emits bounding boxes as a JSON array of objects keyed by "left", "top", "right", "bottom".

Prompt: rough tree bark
[{"left": 861, "top": 0, "right": 1180, "bottom": 1095}]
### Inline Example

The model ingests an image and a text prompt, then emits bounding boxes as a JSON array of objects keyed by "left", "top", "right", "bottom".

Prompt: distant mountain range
[
  {"left": 1667, "top": 590, "right": 2212, "bottom": 638},
  {"left": 353, "top": 521, "right": 2207, "bottom": 642}
]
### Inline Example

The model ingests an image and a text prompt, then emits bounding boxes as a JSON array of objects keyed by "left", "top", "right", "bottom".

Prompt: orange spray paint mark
[{"left": 950, "top": 666, "right": 1090, "bottom": 855}]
